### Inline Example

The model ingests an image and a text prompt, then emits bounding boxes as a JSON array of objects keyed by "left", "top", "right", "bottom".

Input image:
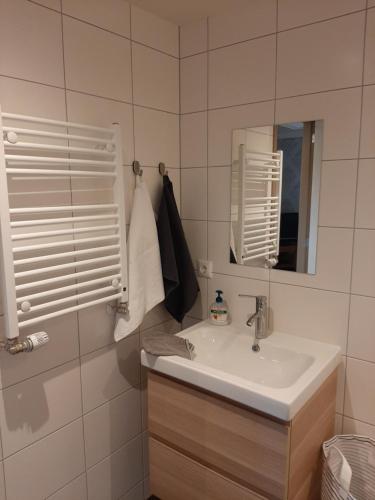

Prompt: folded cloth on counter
[
  {"left": 157, "top": 175, "right": 199, "bottom": 323},
  {"left": 114, "top": 176, "right": 165, "bottom": 342},
  {"left": 142, "top": 332, "right": 195, "bottom": 360}
]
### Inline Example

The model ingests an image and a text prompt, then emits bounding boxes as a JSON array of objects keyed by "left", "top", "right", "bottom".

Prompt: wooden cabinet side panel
[
  {"left": 150, "top": 437, "right": 268, "bottom": 500},
  {"left": 288, "top": 370, "right": 338, "bottom": 500},
  {"left": 148, "top": 371, "right": 289, "bottom": 500}
]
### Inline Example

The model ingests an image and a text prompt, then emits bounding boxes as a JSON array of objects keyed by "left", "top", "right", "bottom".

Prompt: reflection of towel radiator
[
  {"left": 237, "top": 144, "right": 283, "bottom": 267},
  {"left": 0, "top": 108, "right": 128, "bottom": 353}
]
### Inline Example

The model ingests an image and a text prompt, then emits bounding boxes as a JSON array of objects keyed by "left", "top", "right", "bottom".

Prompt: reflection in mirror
[{"left": 230, "top": 121, "right": 323, "bottom": 274}]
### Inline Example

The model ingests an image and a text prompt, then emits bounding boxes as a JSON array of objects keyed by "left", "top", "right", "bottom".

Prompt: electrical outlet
[{"left": 197, "top": 259, "right": 213, "bottom": 279}]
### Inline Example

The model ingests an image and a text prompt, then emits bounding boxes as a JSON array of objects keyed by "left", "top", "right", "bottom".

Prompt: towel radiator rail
[
  {"left": 0, "top": 108, "right": 128, "bottom": 353},
  {"left": 236, "top": 145, "right": 283, "bottom": 267}
]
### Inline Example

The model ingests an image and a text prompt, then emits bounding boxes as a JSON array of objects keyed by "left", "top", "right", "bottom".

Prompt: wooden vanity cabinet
[{"left": 147, "top": 369, "right": 337, "bottom": 500}]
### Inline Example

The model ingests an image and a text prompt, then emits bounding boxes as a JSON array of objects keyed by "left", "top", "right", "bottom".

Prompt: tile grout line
[
  {"left": 180, "top": 83, "right": 370, "bottom": 116},
  {"left": 44, "top": 471, "right": 86, "bottom": 500},
  {"left": 205, "top": 16, "right": 210, "bottom": 313},
  {"left": 59, "top": 5, "right": 89, "bottom": 496},
  {"left": 61, "top": 10, "right": 180, "bottom": 60},
  {"left": 1, "top": 382, "right": 142, "bottom": 464},
  {"left": 342, "top": 2, "right": 369, "bottom": 418},
  {"left": 180, "top": 7, "right": 368, "bottom": 59},
  {"left": 0, "top": 73, "right": 180, "bottom": 116},
  {"left": 129, "top": 7, "right": 147, "bottom": 498}
]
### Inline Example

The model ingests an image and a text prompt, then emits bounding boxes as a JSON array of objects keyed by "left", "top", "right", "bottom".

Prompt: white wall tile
[
  {"left": 207, "top": 221, "right": 270, "bottom": 281},
  {"left": 33, "top": 0, "right": 61, "bottom": 10},
  {"left": 277, "top": 13, "right": 365, "bottom": 98},
  {"left": 364, "top": 8, "right": 375, "bottom": 85},
  {"left": 0, "top": 313, "right": 79, "bottom": 389},
  {"left": 342, "top": 416, "right": 375, "bottom": 439},
  {"left": 181, "top": 168, "right": 207, "bottom": 220},
  {"left": 270, "top": 227, "right": 354, "bottom": 293},
  {"left": 84, "top": 388, "right": 141, "bottom": 468},
  {"left": 181, "top": 112, "right": 207, "bottom": 168},
  {"left": 131, "top": 6, "right": 178, "bottom": 57},
  {"left": 4, "top": 419, "right": 85, "bottom": 500},
  {"left": 208, "top": 100, "right": 275, "bottom": 166},
  {"left": 182, "top": 220, "right": 208, "bottom": 266},
  {"left": 47, "top": 474, "right": 87, "bottom": 500},
  {"left": 63, "top": 17, "right": 132, "bottom": 102},
  {"left": 360, "top": 84, "right": 375, "bottom": 158},
  {"left": 66, "top": 91, "right": 134, "bottom": 165},
  {"left": 132, "top": 43, "right": 179, "bottom": 113},
  {"left": 81, "top": 334, "right": 140, "bottom": 412},
  {"left": 119, "top": 482, "right": 144, "bottom": 500},
  {"left": 140, "top": 303, "right": 171, "bottom": 332},
  {"left": 336, "top": 357, "right": 347, "bottom": 414},
  {"left": 208, "top": 273, "right": 269, "bottom": 327},
  {"left": 278, "top": 0, "right": 366, "bottom": 31},
  {"left": 209, "top": 36, "right": 276, "bottom": 109},
  {"left": 86, "top": 436, "right": 143, "bottom": 500},
  {"left": 0, "top": 75, "right": 66, "bottom": 119},
  {"left": 78, "top": 303, "right": 116, "bottom": 356},
  {"left": 62, "top": 0, "right": 130, "bottom": 37},
  {"left": 344, "top": 357, "right": 375, "bottom": 425},
  {"left": 180, "top": 53, "right": 207, "bottom": 113},
  {"left": 134, "top": 107, "right": 179, "bottom": 167},
  {"left": 180, "top": 18, "right": 207, "bottom": 57},
  {"left": 348, "top": 295, "right": 375, "bottom": 363},
  {"left": 270, "top": 282, "right": 349, "bottom": 349},
  {"left": 335, "top": 414, "right": 343, "bottom": 434},
  {"left": 356, "top": 160, "right": 375, "bottom": 229},
  {"left": 207, "top": 166, "right": 231, "bottom": 221},
  {"left": 275, "top": 88, "right": 362, "bottom": 161},
  {"left": 351, "top": 229, "right": 375, "bottom": 297},
  {"left": 187, "top": 276, "right": 208, "bottom": 320},
  {"left": 0, "top": 0, "right": 64, "bottom": 86},
  {"left": 319, "top": 160, "right": 357, "bottom": 228},
  {"left": 0, "top": 360, "right": 81, "bottom": 457},
  {"left": 209, "top": 0, "right": 277, "bottom": 49}
]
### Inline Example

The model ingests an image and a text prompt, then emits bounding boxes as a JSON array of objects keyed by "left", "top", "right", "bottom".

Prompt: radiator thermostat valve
[{"left": 7, "top": 332, "right": 49, "bottom": 355}]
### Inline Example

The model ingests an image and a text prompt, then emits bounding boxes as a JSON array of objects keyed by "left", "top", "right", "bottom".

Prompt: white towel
[{"left": 114, "top": 176, "right": 165, "bottom": 341}]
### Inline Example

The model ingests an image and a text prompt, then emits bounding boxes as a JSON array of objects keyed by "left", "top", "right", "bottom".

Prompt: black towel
[{"left": 157, "top": 175, "right": 199, "bottom": 322}]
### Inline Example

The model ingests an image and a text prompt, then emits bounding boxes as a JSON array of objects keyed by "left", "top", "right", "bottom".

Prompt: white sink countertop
[{"left": 141, "top": 321, "right": 341, "bottom": 421}]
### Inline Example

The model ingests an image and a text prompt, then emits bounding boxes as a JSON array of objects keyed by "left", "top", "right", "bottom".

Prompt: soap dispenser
[{"left": 209, "top": 290, "right": 229, "bottom": 325}]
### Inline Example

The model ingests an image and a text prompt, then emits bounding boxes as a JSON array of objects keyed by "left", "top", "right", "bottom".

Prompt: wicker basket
[{"left": 322, "top": 435, "right": 375, "bottom": 500}]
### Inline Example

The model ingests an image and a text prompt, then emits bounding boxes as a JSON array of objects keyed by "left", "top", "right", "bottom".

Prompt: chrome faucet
[{"left": 238, "top": 294, "right": 268, "bottom": 352}]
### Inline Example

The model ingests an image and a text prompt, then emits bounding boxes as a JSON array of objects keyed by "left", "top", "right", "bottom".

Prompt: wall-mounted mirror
[{"left": 230, "top": 120, "right": 323, "bottom": 274}]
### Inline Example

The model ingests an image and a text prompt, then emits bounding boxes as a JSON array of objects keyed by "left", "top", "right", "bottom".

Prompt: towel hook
[
  {"left": 133, "top": 160, "right": 143, "bottom": 176},
  {"left": 158, "top": 162, "right": 168, "bottom": 176}
]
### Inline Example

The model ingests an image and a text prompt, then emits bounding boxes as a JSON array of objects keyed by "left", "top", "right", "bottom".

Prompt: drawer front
[
  {"left": 148, "top": 371, "right": 289, "bottom": 500},
  {"left": 150, "top": 437, "right": 267, "bottom": 500}
]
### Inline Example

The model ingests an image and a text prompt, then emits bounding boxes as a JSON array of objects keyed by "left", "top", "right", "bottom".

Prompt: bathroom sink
[{"left": 141, "top": 321, "right": 341, "bottom": 420}]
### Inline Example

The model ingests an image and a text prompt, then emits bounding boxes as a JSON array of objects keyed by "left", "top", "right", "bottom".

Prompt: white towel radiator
[
  {"left": 237, "top": 144, "right": 283, "bottom": 267},
  {"left": 0, "top": 108, "right": 128, "bottom": 354}
]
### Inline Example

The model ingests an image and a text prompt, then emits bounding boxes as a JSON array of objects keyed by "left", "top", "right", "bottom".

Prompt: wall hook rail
[
  {"left": 158, "top": 162, "right": 168, "bottom": 176},
  {"left": 133, "top": 160, "right": 143, "bottom": 176}
]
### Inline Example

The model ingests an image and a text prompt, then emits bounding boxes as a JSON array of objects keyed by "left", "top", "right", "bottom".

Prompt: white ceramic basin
[{"left": 141, "top": 321, "right": 341, "bottom": 420}]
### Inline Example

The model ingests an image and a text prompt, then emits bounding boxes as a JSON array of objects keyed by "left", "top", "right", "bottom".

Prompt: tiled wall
[
  {"left": 180, "top": 0, "right": 375, "bottom": 438},
  {"left": 0, "top": 0, "right": 179, "bottom": 498}
]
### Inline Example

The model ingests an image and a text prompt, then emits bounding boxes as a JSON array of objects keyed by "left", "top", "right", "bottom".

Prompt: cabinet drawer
[
  {"left": 148, "top": 371, "right": 289, "bottom": 500},
  {"left": 150, "top": 437, "right": 267, "bottom": 500}
]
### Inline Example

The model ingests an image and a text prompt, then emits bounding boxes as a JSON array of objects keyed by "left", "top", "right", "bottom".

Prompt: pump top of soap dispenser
[{"left": 215, "top": 290, "right": 223, "bottom": 303}]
